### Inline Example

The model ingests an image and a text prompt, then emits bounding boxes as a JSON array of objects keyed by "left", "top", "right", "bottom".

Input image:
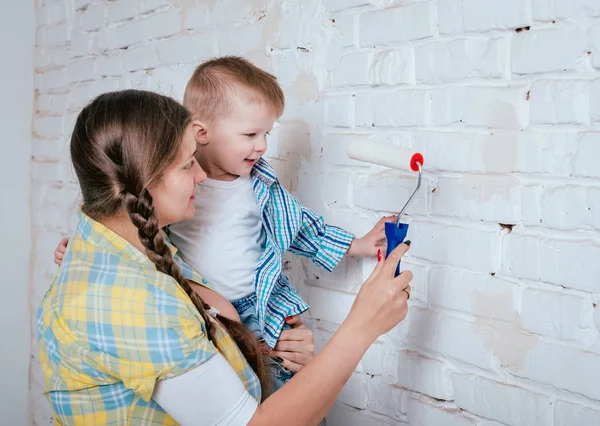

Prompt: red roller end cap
[{"left": 410, "top": 153, "right": 424, "bottom": 172}]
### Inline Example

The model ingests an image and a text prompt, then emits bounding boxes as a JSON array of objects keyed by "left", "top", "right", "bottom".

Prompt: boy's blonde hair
[{"left": 184, "top": 56, "right": 285, "bottom": 122}]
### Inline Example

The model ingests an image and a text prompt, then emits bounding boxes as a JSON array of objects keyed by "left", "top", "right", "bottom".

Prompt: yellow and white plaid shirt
[{"left": 37, "top": 211, "right": 261, "bottom": 425}]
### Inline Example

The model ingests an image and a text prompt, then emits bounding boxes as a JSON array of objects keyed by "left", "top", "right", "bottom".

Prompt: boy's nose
[
  {"left": 255, "top": 136, "right": 267, "bottom": 153},
  {"left": 195, "top": 163, "right": 207, "bottom": 183}
]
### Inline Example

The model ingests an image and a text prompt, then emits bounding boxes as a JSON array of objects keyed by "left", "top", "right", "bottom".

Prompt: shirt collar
[
  {"left": 251, "top": 158, "right": 277, "bottom": 186},
  {"left": 77, "top": 210, "right": 178, "bottom": 267}
]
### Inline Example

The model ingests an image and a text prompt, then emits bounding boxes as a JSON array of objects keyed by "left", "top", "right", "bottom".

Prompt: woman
[{"left": 37, "top": 90, "right": 412, "bottom": 425}]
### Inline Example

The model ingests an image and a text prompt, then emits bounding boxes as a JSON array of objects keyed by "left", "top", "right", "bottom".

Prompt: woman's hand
[
  {"left": 54, "top": 237, "right": 69, "bottom": 266},
  {"left": 346, "top": 243, "right": 412, "bottom": 343},
  {"left": 269, "top": 316, "right": 314, "bottom": 373}
]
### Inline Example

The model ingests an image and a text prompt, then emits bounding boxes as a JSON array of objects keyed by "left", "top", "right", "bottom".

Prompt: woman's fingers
[
  {"left": 381, "top": 243, "right": 410, "bottom": 277},
  {"left": 271, "top": 350, "right": 312, "bottom": 367},
  {"left": 277, "top": 327, "right": 312, "bottom": 342},
  {"left": 274, "top": 338, "right": 313, "bottom": 354}
]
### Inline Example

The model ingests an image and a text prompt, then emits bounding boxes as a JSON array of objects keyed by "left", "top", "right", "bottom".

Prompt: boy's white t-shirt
[{"left": 168, "top": 175, "right": 265, "bottom": 301}]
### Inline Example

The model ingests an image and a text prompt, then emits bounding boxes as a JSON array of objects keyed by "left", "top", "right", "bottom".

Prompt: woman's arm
[
  {"left": 190, "top": 282, "right": 241, "bottom": 323},
  {"left": 153, "top": 244, "right": 411, "bottom": 426},
  {"left": 248, "top": 244, "right": 412, "bottom": 426}
]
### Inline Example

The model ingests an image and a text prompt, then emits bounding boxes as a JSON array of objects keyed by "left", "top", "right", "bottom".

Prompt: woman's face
[{"left": 150, "top": 125, "right": 206, "bottom": 227}]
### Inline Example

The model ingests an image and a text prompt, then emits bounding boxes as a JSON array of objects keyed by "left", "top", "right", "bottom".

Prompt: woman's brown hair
[{"left": 70, "top": 89, "right": 269, "bottom": 396}]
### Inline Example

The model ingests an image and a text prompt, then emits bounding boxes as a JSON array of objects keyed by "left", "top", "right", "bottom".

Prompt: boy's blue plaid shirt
[{"left": 245, "top": 158, "right": 354, "bottom": 348}]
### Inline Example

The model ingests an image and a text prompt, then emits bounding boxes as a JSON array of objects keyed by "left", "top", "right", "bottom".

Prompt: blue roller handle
[{"left": 384, "top": 222, "right": 409, "bottom": 277}]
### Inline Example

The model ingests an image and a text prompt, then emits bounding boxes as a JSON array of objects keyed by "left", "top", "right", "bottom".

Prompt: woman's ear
[{"left": 191, "top": 120, "right": 209, "bottom": 145}]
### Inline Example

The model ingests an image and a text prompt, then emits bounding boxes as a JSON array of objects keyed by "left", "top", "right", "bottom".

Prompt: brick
[
  {"left": 101, "top": 8, "right": 181, "bottom": 50},
  {"left": 532, "top": 0, "right": 553, "bottom": 21},
  {"left": 530, "top": 80, "right": 590, "bottom": 125},
  {"left": 323, "top": 134, "right": 373, "bottom": 167},
  {"left": 66, "top": 57, "right": 97, "bottom": 84},
  {"left": 522, "top": 185, "right": 600, "bottom": 230},
  {"left": 156, "top": 33, "right": 215, "bottom": 66},
  {"left": 409, "top": 221, "right": 500, "bottom": 273},
  {"left": 182, "top": 3, "right": 210, "bottom": 29},
  {"left": 359, "top": 2, "right": 436, "bottom": 47},
  {"left": 325, "top": 95, "right": 354, "bottom": 128},
  {"left": 34, "top": 116, "right": 64, "bottom": 140},
  {"left": 437, "top": 0, "right": 463, "bottom": 35},
  {"left": 355, "top": 90, "right": 429, "bottom": 127},
  {"left": 366, "top": 380, "right": 409, "bottom": 421},
  {"left": 503, "top": 233, "right": 600, "bottom": 292},
  {"left": 327, "top": 403, "right": 406, "bottom": 426},
  {"left": 407, "top": 398, "right": 478, "bottom": 426},
  {"left": 511, "top": 342, "right": 600, "bottom": 400},
  {"left": 512, "top": 26, "right": 588, "bottom": 75},
  {"left": 37, "top": 22, "right": 70, "bottom": 47},
  {"left": 554, "top": 401, "right": 600, "bottom": 426},
  {"left": 416, "top": 37, "right": 508, "bottom": 82},
  {"left": 324, "top": 171, "right": 352, "bottom": 207},
  {"left": 453, "top": 374, "right": 552, "bottom": 426},
  {"left": 400, "top": 308, "right": 499, "bottom": 370},
  {"left": 369, "top": 47, "right": 415, "bottom": 85},
  {"left": 121, "top": 45, "right": 161, "bottom": 73},
  {"left": 68, "top": 33, "right": 98, "bottom": 59},
  {"left": 521, "top": 288, "right": 596, "bottom": 341},
  {"left": 75, "top": 4, "right": 105, "bottom": 32},
  {"left": 35, "top": 46, "right": 68, "bottom": 70},
  {"left": 326, "top": 0, "right": 371, "bottom": 13},
  {"left": 215, "top": 24, "right": 263, "bottom": 56},
  {"left": 574, "top": 132, "right": 600, "bottom": 178},
  {"left": 37, "top": 93, "right": 68, "bottom": 115},
  {"left": 431, "top": 175, "right": 521, "bottom": 223},
  {"left": 428, "top": 267, "right": 517, "bottom": 322},
  {"left": 592, "top": 25, "right": 600, "bottom": 69},
  {"left": 514, "top": 131, "right": 577, "bottom": 176},
  {"left": 106, "top": 0, "right": 168, "bottom": 25},
  {"left": 36, "top": 1, "right": 68, "bottom": 26},
  {"left": 407, "top": 130, "right": 573, "bottom": 176},
  {"left": 331, "top": 52, "right": 371, "bottom": 87},
  {"left": 463, "top": 0, "right": 532, "bottom": 32},
  {"left": 396, "top": 351, "right": 454, "bottom": 400},
  {"left": 307, "top": 286, "right": 355, "bottom": 324},
  {"left": 431, "top": 86, "right": 529, "bottom": 129},
  {"left": 339, "top": 373, "right": 368, "bottom": 409},
  {"left": 353, "top": 172, "right": 428, "bottom": 216},
  {"left": 555, "top": 0, "right": 600, "bottom": 18},
  {"left": 592, "top": 79, "right": 600, "bottom": 122},
  {"left": 333, "top": 14, "right": 356, "bottom": 48}
]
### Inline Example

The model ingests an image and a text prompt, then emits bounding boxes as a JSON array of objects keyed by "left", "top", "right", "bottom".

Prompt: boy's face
[{"left": 194, "top": 91, "right": 278, "bottom": 181}]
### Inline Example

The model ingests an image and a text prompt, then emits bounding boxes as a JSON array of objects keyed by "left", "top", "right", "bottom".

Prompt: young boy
[{"left": 54, "top": 56, "right": 393, "bottom": 391}]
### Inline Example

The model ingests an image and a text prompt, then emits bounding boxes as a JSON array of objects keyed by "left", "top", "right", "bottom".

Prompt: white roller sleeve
[{"left": 347, "top": 140, "right": 424, "bottom": 173}]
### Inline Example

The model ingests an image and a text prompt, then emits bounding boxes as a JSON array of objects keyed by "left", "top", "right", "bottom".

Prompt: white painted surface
[
  {"left": 31, "top": 1, "right": 600, "bottom": 424},
  {"left": 0, "top": 0, "right": 34, "bottom": 424}
]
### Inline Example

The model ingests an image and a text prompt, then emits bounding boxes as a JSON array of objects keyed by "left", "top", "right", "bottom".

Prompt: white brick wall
[{"left": 30, "top": 0, "right": 600, "bottom": 425}]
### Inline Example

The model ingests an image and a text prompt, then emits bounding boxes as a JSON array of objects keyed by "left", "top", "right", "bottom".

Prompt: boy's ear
[{"left": 191, "top": 120, "right": 209, "bottom": 145}]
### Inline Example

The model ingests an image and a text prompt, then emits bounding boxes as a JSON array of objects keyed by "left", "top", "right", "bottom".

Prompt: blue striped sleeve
[{"left": 289, "top": 205, "right": 355, "bottom": 272}]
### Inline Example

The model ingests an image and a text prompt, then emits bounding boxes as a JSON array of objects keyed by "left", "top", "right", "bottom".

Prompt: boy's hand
[
  {"left": 346, "top": 215, "right": 397, "bottom": 257},
  {"left": 54, "top": 237, "right": 69, "bottom": 266}
]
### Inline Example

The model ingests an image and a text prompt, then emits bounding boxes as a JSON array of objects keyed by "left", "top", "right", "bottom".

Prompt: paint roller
[{"left": 347, "top": 140, "right": 424, "bottom": 276}]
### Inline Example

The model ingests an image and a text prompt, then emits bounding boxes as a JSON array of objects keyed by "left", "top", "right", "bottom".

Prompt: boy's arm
[{"left": 288, "top": 204, "right": 355, "bottom": 272}]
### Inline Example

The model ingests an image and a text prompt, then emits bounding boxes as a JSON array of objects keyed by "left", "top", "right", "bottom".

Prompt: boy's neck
[{"left": 196, "top": 152, "right": 240, "bottom": 182}]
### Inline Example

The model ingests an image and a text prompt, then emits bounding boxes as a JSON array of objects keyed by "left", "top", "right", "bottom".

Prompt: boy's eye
[{"left": 245, "top": 133, "right": 257, "bottom": 138}]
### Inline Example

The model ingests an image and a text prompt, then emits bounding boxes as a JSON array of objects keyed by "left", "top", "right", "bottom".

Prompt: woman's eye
[
  {"left": 184, "top": 160, "right": 194, "bottom": 170},
  {"left": 245, "top": 133, "right": 256, "bottom": 138}
]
